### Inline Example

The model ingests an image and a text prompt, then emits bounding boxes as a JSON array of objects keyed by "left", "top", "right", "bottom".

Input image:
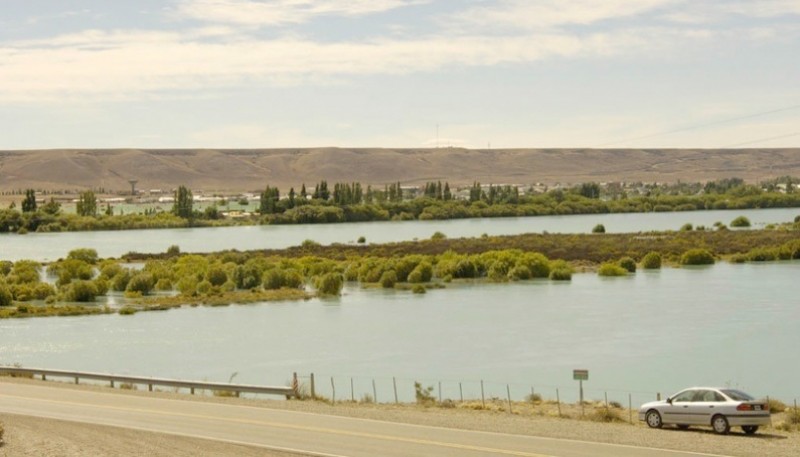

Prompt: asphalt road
[{"left": 0, "top": 382, "right": 729, "bottom": 457}]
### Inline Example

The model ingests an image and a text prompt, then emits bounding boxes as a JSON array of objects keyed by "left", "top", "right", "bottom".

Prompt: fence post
[
  {"left": 331, "top": 377, "right": 336, "bottom": 404},
  {"left": 438, "top": 381, "right": 442, "bottom": 403},
  {"left": 459, "top": 382, "right": 463, "bottom": 403},
  {"left": 629, "top": 393, "right": 632, "bottom": 424},
  {"left": 74, "top": 376, "right": 79, "bottom": 385},
  {"left": 604, "top": 392, "right": 608, "bottom": 409},
  {"left": 310, "top": 373, "right": 315, "bottom": 399},
  {"left": 657, "top": 392, "right": 661, "bottom": 401},
  {"left": 393, "top": 377, "right": 398, "bottom": 404},
  {"left": 506, "top": 384, "right": 512, "bottom": 414},
  {"left": 556, "top": 388, "right": 562, "bottom": 417},
  {"left": 373, "top": 379, "right": 377, "bottom": 403},
  {"left": 292, "top": 372, "right": 299, "bottom": 397},
  {"left": 110, "top": 380, "right": 115, "bottom": 388},
  {"left": 481, "top": 380, "right": 485, "bottom": 409},
  {"left": 351, "top": 378, "right": 355, "bottom": 402}
]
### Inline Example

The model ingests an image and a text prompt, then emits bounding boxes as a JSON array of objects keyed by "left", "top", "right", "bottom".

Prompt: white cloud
[
  {"left": 176, "top": 0, "right": 426, "bottom": 26},
  {"left": 452, "top": 0, "right": 676, "bottom": 30},
  {"left": 0, "top": 27, "right": 651, "bottom": 102}
]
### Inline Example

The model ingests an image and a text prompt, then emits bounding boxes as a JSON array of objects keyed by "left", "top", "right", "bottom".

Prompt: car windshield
[{"left": 721, "top": 389, "right": 754, "bottom": 401}]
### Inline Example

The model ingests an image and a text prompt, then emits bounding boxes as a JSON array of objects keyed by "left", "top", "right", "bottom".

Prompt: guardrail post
[
  {"left": 481, "top": 380, "right": 485, "bottom": 408},
  {"left": 310, "top": 373, "right": 315, "bottom": 399},
  {"left": 372, "top": 379, "right": 377, "bottom": 403},
  {"left": 191, "top": 387, "right": 195, "bottom": 395},
  {"left": 110, "top": 380, "right": 115, "bottom": 388},
  {"left": 74, "top": 376, "right": 79, "bottom": 385},
  {"left": 148, "top": 383, "right": 153, "bottom": 392},
  {"left": 459, "top": 382, "right": 463, "bottom": 403},
  {"left": 393, "top": 377, "right": 398, "bottom": 404},
  {"left": 351, "top": 378, "right": 355, "bottom": 402}
]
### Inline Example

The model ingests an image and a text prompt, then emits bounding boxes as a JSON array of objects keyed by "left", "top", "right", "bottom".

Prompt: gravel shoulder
[{"left": 1, "top": 377, "right": 798, "bottom": 457}]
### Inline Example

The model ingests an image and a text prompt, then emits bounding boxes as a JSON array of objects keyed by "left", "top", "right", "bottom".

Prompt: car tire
[
  {"left": 742, "top": 425, "right": 759, "bottom": 435},
  {"left": 676, "top": 424, "right": 690, "bottom": 430},
  {"left": 645, "top": 410, "right": 663, "bottom": 429},
  {"left": 712, "top": 414, "right": 730, "bottom": 434}
]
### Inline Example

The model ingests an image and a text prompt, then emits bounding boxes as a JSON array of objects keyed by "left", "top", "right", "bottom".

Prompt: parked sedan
[{"left": 639, "top": 387, "right": 770, "bottom": 435}]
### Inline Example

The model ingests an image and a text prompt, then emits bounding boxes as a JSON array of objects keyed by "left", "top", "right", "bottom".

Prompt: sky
[{"left": 1, "top": 0, "right": 799, "bottom": 149}]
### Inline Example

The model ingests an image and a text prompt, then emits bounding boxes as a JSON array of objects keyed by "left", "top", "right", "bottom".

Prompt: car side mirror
[{"left": 666, "top": 397, "right": 672, "bottom": 404}]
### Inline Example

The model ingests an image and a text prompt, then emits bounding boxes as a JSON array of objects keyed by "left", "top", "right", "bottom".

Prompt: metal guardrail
[{"left": 0, "top": 366, "right": 296, "bottom": 397}]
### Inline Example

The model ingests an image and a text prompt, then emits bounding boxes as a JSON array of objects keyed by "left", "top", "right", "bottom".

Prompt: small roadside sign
[{"left": 573, "top": 369, "right": 589, "bottom": 381}]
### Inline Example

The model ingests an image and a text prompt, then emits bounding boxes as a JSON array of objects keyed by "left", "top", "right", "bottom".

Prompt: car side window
[
  {"left": 710, "top": 391, "right": 725, "bottom": 402},
  {"left": 673, "top": 390, "right": 695, "bottom": 402}
]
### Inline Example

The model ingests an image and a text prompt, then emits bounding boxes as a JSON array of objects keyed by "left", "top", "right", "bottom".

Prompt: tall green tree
[
  {"left": 21, "top": 189, "right": 37, "bottom": 212},
  {"left": 172, "top": 186, "right": 193, "bottom": 219},
  {"left": 76, "top": 190, "right": 97, "bottom": 217}
]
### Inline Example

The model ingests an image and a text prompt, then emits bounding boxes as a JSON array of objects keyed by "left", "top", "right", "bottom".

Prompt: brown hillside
[{"left": 0, "top": 148, "right": 797, "bottom": 193}]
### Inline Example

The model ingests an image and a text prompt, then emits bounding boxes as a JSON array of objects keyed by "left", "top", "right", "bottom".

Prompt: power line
[
  {"left": 721, "top": 131, "right": 800, "bottom": 148},
  {"left": 595, "top": 104, "right": 800, "bottom": 147}
]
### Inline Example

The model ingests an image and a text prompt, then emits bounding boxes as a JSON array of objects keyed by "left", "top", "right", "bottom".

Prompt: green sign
[{"left": 573, "top": 369, "right": 589, "bottom": 381}]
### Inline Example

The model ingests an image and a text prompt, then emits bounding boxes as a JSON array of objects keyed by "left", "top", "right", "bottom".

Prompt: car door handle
[
  {"left": 709, "top": 406, "right": 714, "bottom": 408},
  {"left": 683, "top": 406, "right": 688, "bottom": 408}
]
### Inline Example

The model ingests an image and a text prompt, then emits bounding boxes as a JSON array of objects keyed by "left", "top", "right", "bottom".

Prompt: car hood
[{"left": 639, "top": 400, "right": 669, "bottom": 410}]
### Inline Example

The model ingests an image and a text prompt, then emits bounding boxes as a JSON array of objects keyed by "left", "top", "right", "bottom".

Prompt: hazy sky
[{"left": 1, "top": 0, "right": 798, "bottom": 149}]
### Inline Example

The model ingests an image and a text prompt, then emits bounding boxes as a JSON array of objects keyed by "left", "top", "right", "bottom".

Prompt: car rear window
[{"left": 721, "top": 389, "right": 754, "bottom": 401}]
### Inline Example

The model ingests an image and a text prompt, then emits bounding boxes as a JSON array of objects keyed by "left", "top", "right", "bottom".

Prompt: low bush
[
  {"left": 119, "top": 306, "right": 138, "bottom": 315},
  {"left": 680, "top": 223, "right": 693, "bottom": 231},
  {"left": 592, "top": 224, "right": 605, "bottom": 233},
  {"left": 414, "top": 381, "right": 436, "bottom": 405},
  {"left": 598, "top": 263, "right": 628, "bottom": 277},
  {"left": 680, "top": 248, "right": 715, "bottom": 265},
  {"left": 412, "top": 284, "right": 426, "bottom": 294},
  {"left": 768, "top": 398, "right": 786, "bottom": 413},
  {"left": 730, "top": 216, "right": 751, "bottom": 228},
  {"left": 618, "top": 257, "right": 636, "bottom": 273},
  {"left": 641, "top": 251, "right": 661, "bottom": 269},
  {"left": 379, "top": 270, "right": 397, "bottom": 288},
  {"left": 589, "top": 406, "right": 624, "bottom": 423},
  {"left": 316, "top": 273, "right": 343, "bottom": 296}
]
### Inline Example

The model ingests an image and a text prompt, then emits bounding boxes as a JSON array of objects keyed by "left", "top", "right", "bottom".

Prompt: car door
[
  {"left": 663, "top": 389, "right": 696, "bottom": 424},
  {"left": 688, "top": 389, "right": 726, "bottom": 425}
]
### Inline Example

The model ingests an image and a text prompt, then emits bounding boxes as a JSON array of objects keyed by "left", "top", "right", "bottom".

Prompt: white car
[{"left": 638, "top": 387, "right": 770, "bottom": 435}]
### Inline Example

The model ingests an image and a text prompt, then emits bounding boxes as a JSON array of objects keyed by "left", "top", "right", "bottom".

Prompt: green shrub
[
  {"left": 680, "top": 248, "right": 715, "bottom": 265},
  {"left": 414, "top": 382, "right": 435, "bottom": 405},
  {"left": 111, "top": 270, "right": 132, "bottom": 291},
  {"left": 618, "top": 257, "right": 636, "bottom": 273},
  {"left": 301, "top": 239, "right": 320, "bottom": 248},
  {"left": 196, "top": 280, "right": 213, "bottom": 295},
  {"left": 119, "top": 306, "right": 137, "bottom": 315},
  {"left": 412, "top": 284, "right": 426, "bottom": 294},
  {"left": 176, "top": 276, "right": 198, "bottom": 296},
  {"left": 680, "top": 223, "right": 693, "bottom": 231},
  {"left": 205, "top": 266, "right": 228, "bottom": 287},
  {"left": 747, "top": 248, "right": 777, "bottom": 262},
  {"left": 91, "top": 279, "right": 108, "bottom": 296},
  {"left": 641, "top": 252, "right": 662, "bottom": 269},
  {"left": 730, "top": 216, "right": 751, "bottom": 228},
  {"left": 67, "top": 248, "right": 99, "bottom": 264},
  {"left": 380, "top": 270, "right": 397, "bottom": 288},
  {"left": 549, "top": 260, "right": 573, "bottom": 280},
  {"left": 592, "top": 224, "right": 605, "bottom": 233},
  {"left": 166, "top": 245, "right": 181, "bottom": 256},
  {"left": 408, "top": 261, "right": 433, "bottom": 283},
  {"left": 0, "top": 284, "right": 13, "bottom": 307},
  {"left": 431, "top": 231, "right": 447, "bottom": 240},
  {"left": 508, "top": 265, "right": 531, "bottom": 280},
  {"left": 283, "top": 270, "right": 305, "bottom": 289},
  {"left": 262, "top": 269, "right": 286, "bottom": 290},
  {"left": 730, "top": 253, "right": 748, "bottom": 263},
  {"left": 598, "top": 263, "right": 628, "bottom": 277},
  {"left": 126, "top": 273, "right": 155, "bottom": 295},
  {"left": 315, "top": 273, "right": 343, "bottom": 296},
  {"left": 155, "top": 278, "right": 173, "bottom": 291},
  {"left": 357, "top": 236, "right": 366, "bottom": 244},
  {"left": 65, "top": 280, "right": 98, "bottom": 302}
]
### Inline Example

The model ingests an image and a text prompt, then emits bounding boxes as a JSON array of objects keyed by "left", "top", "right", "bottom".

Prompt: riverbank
[{"left": 0, "top": 377, "right": 798, "bottom": 457}]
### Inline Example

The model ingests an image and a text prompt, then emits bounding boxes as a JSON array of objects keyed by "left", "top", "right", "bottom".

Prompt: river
[
  {"left": 2, "top": 261, "right": 798, "bottom": 405},
  {"left": 0, "top": 207, "right": 798, "bottom": 261}
]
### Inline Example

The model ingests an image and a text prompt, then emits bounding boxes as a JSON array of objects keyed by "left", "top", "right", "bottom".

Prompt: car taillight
[{"left": 737, "top": 404, "right": 753, "bottom": 411}]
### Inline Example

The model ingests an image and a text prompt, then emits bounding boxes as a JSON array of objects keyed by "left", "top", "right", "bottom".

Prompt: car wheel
[
  {"left": 645, "top": 410, "right": 663, "bottom": 429},
  {"left": 676, "top": 424, "right": 690, "bottom": 430},
  {"left": 742, "top": 425, "right": 759, "bottom": 435},
  {"left": 712, "top": 415, "right": 730, "bottom": 435}
]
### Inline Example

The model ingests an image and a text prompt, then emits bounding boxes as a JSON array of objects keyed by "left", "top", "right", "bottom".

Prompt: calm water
[
  {"left": 0, "top": 207, "right": 798, "bottom": 261},
  {"left": 2, "top": 262, "right": 798, "bottom": 404}
]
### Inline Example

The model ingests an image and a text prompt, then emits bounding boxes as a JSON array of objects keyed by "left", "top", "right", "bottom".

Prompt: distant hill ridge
[{"left": 0, "top": 148, "right": 797, "bottom": 192}]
